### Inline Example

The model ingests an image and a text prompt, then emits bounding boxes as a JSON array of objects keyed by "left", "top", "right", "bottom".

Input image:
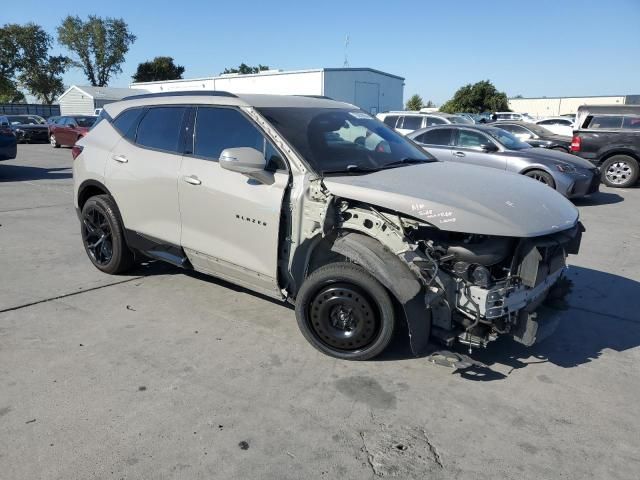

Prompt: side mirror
[
  {"left": 480, "top": 143, "right": 498, "bottom": 152},
  {"left": 220, "top": 147, "right": 269, "bottom": 183}
]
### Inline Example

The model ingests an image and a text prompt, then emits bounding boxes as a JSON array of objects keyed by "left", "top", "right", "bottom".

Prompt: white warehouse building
[
  {"left": 130, "top": 68, "right": 405, "bottom": 114},
  {"left": 508, "top": 94, "right": 640, "bottom": 117}
]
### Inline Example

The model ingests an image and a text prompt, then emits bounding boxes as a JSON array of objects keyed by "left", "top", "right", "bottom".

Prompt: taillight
[
  {"left": 71, "top": 145, "right": 84, "bottom": 160},
  {"left": 570, "top": 135, "right": 581, "bottom": 152},
  {"left": 0, "top": 127, "right": 14, "bottom": 136}
]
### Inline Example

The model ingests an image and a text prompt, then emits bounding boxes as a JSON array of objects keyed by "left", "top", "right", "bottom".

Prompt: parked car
[
  {"left": 492, "top": 112, "right": 536, "bottom": 123},
  {"left": 49, "top": 115, "right": 97, "bottom": 148},
  {"left": 46, "top": 116, "right": 62, "bottom": 125},
  {"left": 377, "top": 111, "right": 472, "bottom": 135},
  {"left": 408, "top": 125, "right": 599, "bottom": 198},
  {"left": 571, "top": 104, "right": 640, "bottom": 187},
  {"left": 0, "top": 114, "right": 48, "bottom": 143},
  {"left": 492, "top": 121, "right": 572, "bottom": 152},
  {"left": 73, "top": 91, "right": 584, "bottom": 359},
  {"left": 0, "top": 119, "right": 17, "bottom": 160},
  {"left": 535, "top": 117, "right": 574, "bottom": 137}
]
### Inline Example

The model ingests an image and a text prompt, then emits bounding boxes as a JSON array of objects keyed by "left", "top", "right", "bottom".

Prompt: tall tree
[
  {"left": 0, "top": 23, "right": 69, "bottom": 104},
  {"left": 405, "top": 94, "right": 424, "bottom": 111},
  {"left": 440, "top": 80, "right": 509, "bottom": 113},
  {"left": 425, "top": 100, "right": 436, "bottom": 108},
  {"left": 57, "top": 15, "right": 136, "bottom": 86},
  {"left": 132, "top": 56, "right": 185, "bottom": 83},
  {"left": 222, "top": 63, "right": 269, "bottom": 75}
]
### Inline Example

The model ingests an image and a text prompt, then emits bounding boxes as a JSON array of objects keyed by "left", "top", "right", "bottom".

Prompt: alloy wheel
[
  {"left": 82, "top": 206, "right": 113, "bottom": 266},
  {"left": 605, "top": 161, "right": 632, "bottom": 186}
]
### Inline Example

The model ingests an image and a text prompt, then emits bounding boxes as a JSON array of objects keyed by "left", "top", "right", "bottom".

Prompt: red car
[{"left": 49, "top": 115, "right": 97, "bottom": 148}]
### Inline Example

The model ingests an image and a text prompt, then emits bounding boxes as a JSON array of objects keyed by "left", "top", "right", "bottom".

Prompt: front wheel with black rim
[
  {"left": 80, "top": 195, "right": 134, "bottom": 274},
  {"left": 600, "top": 155, "right": 639, "bottom": 188},
  {"left": 295, "top": 262, "right": 395, "bottom": 360},
  {"left": 524, "top": 169, "right": 556, "bottom": 189}
]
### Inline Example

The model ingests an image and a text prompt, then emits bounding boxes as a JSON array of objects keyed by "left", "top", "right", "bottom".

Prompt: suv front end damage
[{"left": 321, "top": 195, "right": 582, "bottom": 354}]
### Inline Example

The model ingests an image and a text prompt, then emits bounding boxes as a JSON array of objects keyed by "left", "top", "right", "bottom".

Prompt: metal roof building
[
  {"left": 130, "top": 68, "right": 405, "bottom": 114},
  {"left": 57, "top": 86, "right": 148, "bottom": 115}
]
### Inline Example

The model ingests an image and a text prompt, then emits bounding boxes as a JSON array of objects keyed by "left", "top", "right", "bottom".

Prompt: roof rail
[
  {"left": 122, "top": 90, "right": 238, "bottom": 101},
  {"left": 294, "top": 95, "right": 335, "bottom": 100}
]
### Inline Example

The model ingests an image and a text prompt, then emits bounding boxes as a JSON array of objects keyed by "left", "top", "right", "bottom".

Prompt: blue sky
[{"left": 3, "top": 0, "right": 640, "bottom": 104}]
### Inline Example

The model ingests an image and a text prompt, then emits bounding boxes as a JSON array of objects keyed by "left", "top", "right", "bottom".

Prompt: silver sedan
[{"left": 407, "top": 124, "right": 599, "bottom": 198}]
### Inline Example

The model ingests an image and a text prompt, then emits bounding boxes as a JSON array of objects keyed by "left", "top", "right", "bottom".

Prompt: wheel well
[
  {"left": 520, "top": 167, "right": 556, "bottom": 188},
  {"left": 78, "top": 183, "right": 108, "bottom": 210},
  {"left": 600, "top": 150, "right": 639, "bottom": 164}
]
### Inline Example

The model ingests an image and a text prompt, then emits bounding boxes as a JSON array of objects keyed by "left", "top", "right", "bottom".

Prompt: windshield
[
  {"left": 485, "top": 128, "right": 532, "bottom": 150},
  {"left": 73, "top": 116, "right": 97, "bottom": 127},
  {"left": 256, "top": 107, "right": 434, "bottom": 174},
  {"left": 7, "top": 115, "right": 45, "bottom": 125},
  {"left": 450, "top": 115, "right": 474, "bottom": 125}
]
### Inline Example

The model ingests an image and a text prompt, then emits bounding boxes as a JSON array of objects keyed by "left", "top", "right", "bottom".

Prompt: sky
[{"left": 3, "top": 0, "right": 640, "bottom": 104}]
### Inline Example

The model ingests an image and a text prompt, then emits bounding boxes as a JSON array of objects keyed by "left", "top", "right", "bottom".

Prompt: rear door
[
  {"left": 452, "top": 129, "right": 507, "bottom": 169},
  {"left": 411, "top": 127, "right": 455, "bottom": 161},
  {"left": 177, "top": 106, "right": 289, "bottom": 297},
  {"left": 105, "top": 105, "right": 188, "bottom": 245}
]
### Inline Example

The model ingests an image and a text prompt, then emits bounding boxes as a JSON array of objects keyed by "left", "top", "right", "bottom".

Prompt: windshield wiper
[
  {"left": 382, "top": 157, "right": 432, "bottom": 169},
  {"left": 322, "top": 164, "right": 381, "bottom": 174}
]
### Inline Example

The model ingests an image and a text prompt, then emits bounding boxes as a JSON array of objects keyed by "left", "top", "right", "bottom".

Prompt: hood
[
  {"left": 14, "top": 124, "right": 47, "bottom": 130},
  {"left": 514, "top": 147, "right": 594, "bottom": 169},
  {"left": 323, "top": 162, "right": 579, "bottom": 238}
]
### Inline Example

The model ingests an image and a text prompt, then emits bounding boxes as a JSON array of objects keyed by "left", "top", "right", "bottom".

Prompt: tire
[
  {"left": 600, "top": 155, "right": 639, "bottom": 188},
  {"left": 524, "top": 169, "right": 556, "bottom": 189},
  {"left": 80, "top": 194, "right": 134, "bottom": 274},
  {"left": 295, "top": 262, "right": 395, "bottom": 360},
  {"left": 50, "top": 134, "right": 60, "bottom": 148}
]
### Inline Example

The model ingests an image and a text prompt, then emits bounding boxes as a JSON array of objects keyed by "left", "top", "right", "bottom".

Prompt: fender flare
[{"left": 330, "top": 232, "right": 431, "bottom": 356}]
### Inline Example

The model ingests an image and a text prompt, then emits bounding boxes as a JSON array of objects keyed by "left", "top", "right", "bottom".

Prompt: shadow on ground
[
  {"left": 573, "top": 190, "right": 624, "bottom": 206},
  {"left": 0, "top": 165, "right": 71, "bottom": 182}
]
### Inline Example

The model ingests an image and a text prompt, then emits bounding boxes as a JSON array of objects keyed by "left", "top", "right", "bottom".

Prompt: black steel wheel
[
  {"left": 295, "top": 263, "right": 395, "bottom": 360},
  {"left": 80, "top": 195, "right": 134, "bottom": 274}
]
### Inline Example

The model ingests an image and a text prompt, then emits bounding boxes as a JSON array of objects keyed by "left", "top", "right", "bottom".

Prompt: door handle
[
  {"left": 453, "top": 151, "right": 465, "bottom": 157},
  {"left": 183, "top": 175, "right": 201, "bottom": 185},
  {"left": 112, "top": 154, "right": 128, "bottom": 163}
]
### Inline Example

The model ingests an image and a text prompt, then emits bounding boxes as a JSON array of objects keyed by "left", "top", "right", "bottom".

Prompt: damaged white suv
[{"left": 73, "top": 92, "right": 583, "bottom": 360}]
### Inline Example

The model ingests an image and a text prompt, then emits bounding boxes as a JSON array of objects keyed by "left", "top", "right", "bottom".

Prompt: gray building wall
[{"left": 323, "top": 70, "right": 404, "bottom": 114}]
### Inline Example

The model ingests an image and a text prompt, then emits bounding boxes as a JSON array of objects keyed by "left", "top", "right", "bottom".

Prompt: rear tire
[
  {"left": 524, "top": 169, "right": 556, "bottom": 189},
  {"left": 600, "top": 155, "right": 639, "bottom": 188},
  {"left": 295, "top": 262, "right": 395, "bottom": 360},
  {"left": 80, "top": 195, "right": 134, "bottom": 274}
]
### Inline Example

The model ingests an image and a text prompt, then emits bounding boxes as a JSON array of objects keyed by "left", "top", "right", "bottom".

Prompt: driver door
[
  {"left": 178, "top": 106, "right": 289, "bottom": 298},
  {"left": 452, "top": 129, "right": 506, "bottom": 170}
]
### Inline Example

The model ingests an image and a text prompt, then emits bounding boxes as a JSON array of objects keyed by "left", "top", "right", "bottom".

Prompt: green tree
[
  {"left": 440, "top": 80, "right": 509, "bottom": 113},
  {"left": 222, "top": 63, "right": 269, "bottom": 75},
  {"left": 57, "top": 15, "right": 136, "bottom": 86},
  {"left": 425, "top": 100, "right": 436, "bottom": 108},
  {"left": 405, "top": 94, "right": 424, "bottom": 111},
  {"left": 0, "top": 23, "right": 69, "bottom": 104},
  {"left": 132, "top": 56, "right": 185, "bottom": 83}
]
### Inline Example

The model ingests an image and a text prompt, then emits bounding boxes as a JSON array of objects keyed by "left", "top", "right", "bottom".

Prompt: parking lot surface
[{"left": 1, "top": 144, "right": 639, "bottom": 479}]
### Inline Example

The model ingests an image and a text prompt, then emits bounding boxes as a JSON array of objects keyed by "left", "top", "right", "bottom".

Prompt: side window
[
  {"left": 416, "top": 128, "right": 452, "bottom": 146},
  {"left": 112, "top": 108, "right": 145, "bottom": 141},
  {"left": 194, "top": 107, "right": 285, "bottom": 170},
  {"left": 538, "top": 119, "right": 556, "bottom": 126},
  {"left": 426, "top": 116, "right": 446, "bottom": 126},
  {"left": 457, "top": 130, "right": 492, "bottom": 149},
  {"left": 383, "top": 115, "right": 398, "bottom": 128},
  {"left": 400, "top": 115, "right": 423, "bottom": 131},
  {"left": 588, "top": 115, "right": 623, "bottom": 129},
  {"left": 136, "top": 107, "right": 187, "bottom": 152},
  {"left": 622, "top": 116, "right": 640, "bottom": 129}
]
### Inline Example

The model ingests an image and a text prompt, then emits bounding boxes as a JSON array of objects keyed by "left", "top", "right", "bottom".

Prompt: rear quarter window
[
  {"left": 587, "top": 115, "right": 624, "bottom": 129},
  {"left": 382, "top": 115, "right": 398, "bottom": 127},
  {"left": 111, "top": 108, "right": 144, "bottom": 139},
  {"left": 622, "top": 116, "right": 640, "bottom": 130},
  {"left": 400, "top": 116, "right": 423, "bottom": 130}
]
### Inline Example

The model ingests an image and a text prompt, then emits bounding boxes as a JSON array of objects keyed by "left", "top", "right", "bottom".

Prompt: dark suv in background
[{"left": 571, "top": 105, "right": 640, "bottom": 187}]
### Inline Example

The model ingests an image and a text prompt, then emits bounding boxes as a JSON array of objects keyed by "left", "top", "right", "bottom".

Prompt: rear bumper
[{"left": 0, "top": 143, "right": 17, "bottom": 160}]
